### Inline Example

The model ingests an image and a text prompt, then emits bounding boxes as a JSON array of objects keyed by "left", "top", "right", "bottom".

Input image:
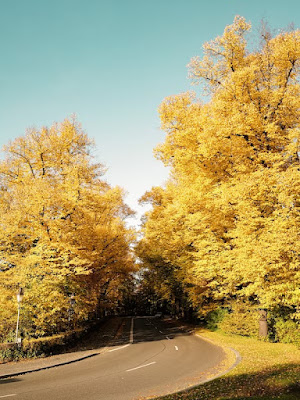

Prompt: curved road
[{"left": 0, "top": 317, "right": 226, "bottom": 400}]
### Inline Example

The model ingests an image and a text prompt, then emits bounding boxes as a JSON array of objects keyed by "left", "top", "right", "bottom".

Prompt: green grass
[{"left": 154, "top": 329, "right": 300, "bottom": 400}]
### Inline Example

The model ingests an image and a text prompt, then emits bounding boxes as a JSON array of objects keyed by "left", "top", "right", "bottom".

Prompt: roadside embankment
[{"left": 154, "top": 329, "right": 300, "bottom": 400}]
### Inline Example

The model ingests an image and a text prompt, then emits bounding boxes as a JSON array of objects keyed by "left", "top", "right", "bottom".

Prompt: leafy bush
[
  {"left": 274, "top": 318, "right": 300, "bottom": 347},
  {"left": 205, "top": 307, "right": 228, "bottom": 331},
  {"left": 219, "top": 303, "right": 259, "bottom": 337},
  {"left": 0, "top": 327, "right": 88, "bottom": 362}
]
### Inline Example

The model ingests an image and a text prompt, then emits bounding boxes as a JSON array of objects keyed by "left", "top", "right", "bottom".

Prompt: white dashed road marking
[
  {"left": 126, "top": 361, "right": 156, "bottom": 372},
  {"left": 108, "top": 344, "right": 131, "bottom": 352}
]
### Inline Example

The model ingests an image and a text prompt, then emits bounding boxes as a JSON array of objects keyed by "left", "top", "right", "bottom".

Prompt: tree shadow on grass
[{"left": 154, "top": 363, "right": 300, "bottom": 400}]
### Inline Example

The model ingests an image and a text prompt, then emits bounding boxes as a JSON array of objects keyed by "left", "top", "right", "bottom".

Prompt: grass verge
[{"left": 154, "top": 329, "right": 300, "bottom": 400}]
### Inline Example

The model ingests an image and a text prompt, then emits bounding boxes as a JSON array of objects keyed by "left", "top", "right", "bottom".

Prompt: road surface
[{"left": 0, "top": 317, "right": 226, "bottom": 400}]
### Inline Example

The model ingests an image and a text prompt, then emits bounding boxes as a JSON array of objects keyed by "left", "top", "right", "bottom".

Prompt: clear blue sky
[{"left": 0, "top": 0, "right": 299, "bottom": 226}]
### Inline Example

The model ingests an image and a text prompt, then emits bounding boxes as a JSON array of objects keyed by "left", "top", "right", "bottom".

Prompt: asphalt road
[{"left": 0, "top": 317, "right": 226, "bottom": 400}]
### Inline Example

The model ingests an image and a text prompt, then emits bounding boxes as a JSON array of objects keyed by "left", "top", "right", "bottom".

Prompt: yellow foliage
[
  {"left": 138, "top": 17, "right": 300, "bottom": 320},
  {"left": 0, "top": 117, "right": 136, "bottom": 339}
]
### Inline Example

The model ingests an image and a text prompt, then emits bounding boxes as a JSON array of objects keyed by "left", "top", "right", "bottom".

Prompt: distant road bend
[{"left": 0, "top": 316, "right": 227, "bottom": 400}]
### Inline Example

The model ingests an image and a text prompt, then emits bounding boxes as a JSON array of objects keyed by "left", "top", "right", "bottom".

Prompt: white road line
[
  {"left": 175, "top": 346, "right": 178, "bottom": 350},
  {"left": 0, "top": 395, "right": 17, "bottom": 399},
  {"left": 126, "top": 361, "right": 156, "bottom": 372},
  {"left": 108, "top": 344, "right": 131, "bottom": 352},
  {"left": 130, "top": 317, "right": 134, "bottom": 344}
]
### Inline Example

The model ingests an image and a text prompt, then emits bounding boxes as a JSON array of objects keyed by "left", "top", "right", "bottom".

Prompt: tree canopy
[
  {"left": 0, "top": 117, "right": 136, "bottom": 339},
  {"left": 137, "top": 17, "right": 300, "bottom": 321}
]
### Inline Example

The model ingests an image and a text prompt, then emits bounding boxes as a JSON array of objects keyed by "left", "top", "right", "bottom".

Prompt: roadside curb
[
  {"left": 162, "top": 319, "right": 242, "bottom": 380},
  {"left": 0, "top": 352, "right": 100, "bottom": 380},
  {"left": 156, "top": 332, "right": 242, "bottom": 398},
  {"left": 195, "top": 333, "right": 242, "bottom": 381},
  {"left": 0, "top": 317, "right": 126, "bottom": 380}
]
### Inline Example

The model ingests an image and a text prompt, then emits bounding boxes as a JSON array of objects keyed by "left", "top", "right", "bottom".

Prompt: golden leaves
[
  {"left": 0, "top": 117, "right": 135, "bottom": 338},
  {"left": 138, "top": 16, "right": 300, "bottom": 318}
]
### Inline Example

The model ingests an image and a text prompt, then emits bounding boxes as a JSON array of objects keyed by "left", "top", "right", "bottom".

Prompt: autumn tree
[
  {"left": 138, "top": 17, "right": 300, "bottom": 329},
  {"left": 136, "top": 183, "right": 204, "bottom": 317},
  {"left": 0, "top": 117, "right": 136, "bottom": 339}
]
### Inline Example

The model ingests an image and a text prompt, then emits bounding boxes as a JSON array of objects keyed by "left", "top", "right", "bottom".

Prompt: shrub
[
  {"left": 205, "top": 307, "right": 228, "bottom": 331},
  {"left": 274, "top": 318, "right": 300, "bottom": 347},
  {"left": 219, "top": 303, "right": 259, "bottom": 337},
  {"left": 0, "top": 327, "right": 88, "bottom": 362}
]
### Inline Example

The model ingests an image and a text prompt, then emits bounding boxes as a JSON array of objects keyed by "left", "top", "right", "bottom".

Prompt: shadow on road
[
  {"left": 0, "top": 377, "right": 22, "bottom": 384},
  {"left": 133, "top": 317, "right": 194, "bottom": 344},
  {"left": 67, "top": 316, "right": 194, "bottom": 353}
]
